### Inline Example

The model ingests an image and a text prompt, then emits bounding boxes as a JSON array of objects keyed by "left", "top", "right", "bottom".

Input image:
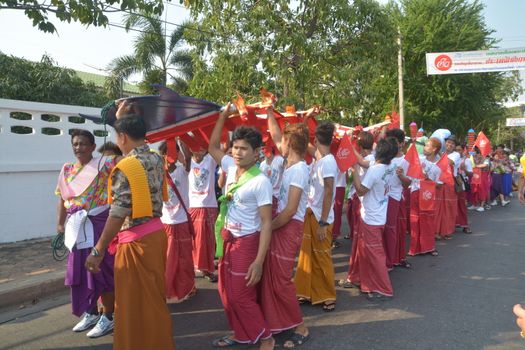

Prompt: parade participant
[
  {"left": 408, "top": 138, "right": 441, "bottom": 256},
  {"left": 159, "top": 140, "right": 197, "bottom": 302},
  {"left": 259, "top": 144, "right": 285, "bottom": 216},
  {"left": 208, "top": 103, "right": 275, "bottom": 350},
  {"left": 471, "top": 147, "right": 491, "bottom": 212},
  {"left": 260, "top": 109, "right": 310, "bottom": 348},
  {"left": 384, "top": 130, "right": 411, "bottom": 269},
  {"left": 55, "top": 129, "right": 118, "bottom": 338},
  {"left": 435, "top": 135, "right": 460, "bottom": 240},
  {"left": 331, "top": 169, "right": 347, "bottom": 248},
  {"left": 456, "top": 143, "right": 473, "bottom": 233},
  {"left": 350, "top": 139, "right": 397, "bottom": 299},
  {"left": 85, "top": 115, "right": 175, "bottom": 350},
  {"left": 189, "top": 146, "right": 219, "bottom": 282},
  {"left": 295, "top": 122, "right": 338, "bottom": 311},
  {"left": 97, "top": 141, "right": 122, "bottom": 156},
  {"left": 490, "top": 144, "right": 510, "bottom": 207}
]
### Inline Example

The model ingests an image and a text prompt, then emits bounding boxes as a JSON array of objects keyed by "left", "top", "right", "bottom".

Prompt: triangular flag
[
  {"left": 405, "top": 144, "right": 424, "bottom": 179},
  {"left": 389, "top": 111, "right": 400, "bottom": 129},
  {"left": 437, "top": 153, "right": 454, "bottom": 186},
  {"left": 335, "top": 134, "right": 358, "bottom": 172},
  {"left": 473, "top": 131, "right": 492, "bottom": 157}
]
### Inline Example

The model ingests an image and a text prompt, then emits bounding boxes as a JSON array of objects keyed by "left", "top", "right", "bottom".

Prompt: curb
[{"left": 0, "top": 271, "right": 67, "bottom": 310}]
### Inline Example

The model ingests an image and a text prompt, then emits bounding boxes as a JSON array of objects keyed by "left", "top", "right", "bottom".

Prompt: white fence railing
[{"left": 0, "top": 98, "right": 114, "bottom": 243}]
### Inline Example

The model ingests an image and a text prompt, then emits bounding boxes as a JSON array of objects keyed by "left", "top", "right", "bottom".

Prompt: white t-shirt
[
  {"left": 410, "top": 156, "right": 441, "bottom": 192},
  {"left": 259, "top": 155, "right": 285, "bottom": 198},
  {"left": 336, "top": 170, "right": 347, "bottom": 188},
  {"left": 360, "top": 163, "right": 395, "bottom": 226},
  {"left": 162, "top": 163, "right": 190, "bottom": 224},
  {"left": 277, "top": 161, "right": 310, "bottom": 222},
  {"left": 307, "top": 154, "right": 338, "bottom": 224},
  {"left": 188, "top": 154, "right": 218, "bottom": 208},
  {"left": 348, "top": 154, "right": 375, "bottom": 199},
  {"left": 224, "top": 167, "right": 273, "bottom": 237},
  {"left": 388, "top": 155, "right": 409, "bottom": 201},
  {"left": 447, "top": 151, "right": 461, "bottom": 176}
]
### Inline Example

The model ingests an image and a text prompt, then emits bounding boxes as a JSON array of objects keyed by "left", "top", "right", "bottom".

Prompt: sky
[{"left": 1, "top": 0, "right": 525, "bottom": 90}]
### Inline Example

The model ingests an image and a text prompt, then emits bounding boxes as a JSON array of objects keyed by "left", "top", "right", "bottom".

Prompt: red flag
[
  {"left": 437, "top": 153, "right": 454, "bottom": 186},
  {"left": 473, "top": 131, "right": 492, "bottom": 156},
  {"left": 335, "top": 134, "right": 358, "bottom": 172},
  {"left": 419, "top": 180, "right": 436, "bottom": 211},
  {"left": 405, "top": 144, "right": 424, "bottom": 179}
]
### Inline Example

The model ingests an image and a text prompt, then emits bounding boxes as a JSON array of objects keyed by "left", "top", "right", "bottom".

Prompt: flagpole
[{"left": 397, "top": 28, "right": 405, "bottom": 131}]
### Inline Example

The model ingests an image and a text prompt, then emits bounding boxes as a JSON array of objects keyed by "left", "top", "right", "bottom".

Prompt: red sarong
[
  {"left": 408, "top": 190, "right": 436, "bottom": 255},
  {"left": 218, "top": 231, "right": 271, "bottom": 343},
  {"left": 455, "top": 191, "right": 468, "bottom": 227},
  {"left": 332, "top": 187, "right": 346, "bottom": 239},
  {"left": 260, "top": 220, "right": 304, "bottom": 333},
  {"left": 164, "top": 223, "right": 196, "bottom": 301},
  {"left": 394, "top": 192, "right": 408, "bottom": 265},
  {"left": 355, "top": 219, "right": 393, "bottom": 296},
  {"left": 346, "top": 194, "right": 361, "bottom": 283},
  {"left": 189, "top": 207, "right": 218, "bottom": 272},
  {"left": 435, "top": 184, "right": 457, "bottom": 236},
  {"left": 383, "top": 197, "right": 400, "bottom": 269}
]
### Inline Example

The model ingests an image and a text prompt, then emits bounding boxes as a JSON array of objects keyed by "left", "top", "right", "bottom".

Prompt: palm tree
[{"left": 105, "top": 12, "right": 193, "bottom": 98}]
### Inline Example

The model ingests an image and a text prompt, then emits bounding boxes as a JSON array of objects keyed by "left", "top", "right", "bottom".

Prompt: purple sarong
[{"left": 65, "top": 208, "right": 114, "bottom": 317}]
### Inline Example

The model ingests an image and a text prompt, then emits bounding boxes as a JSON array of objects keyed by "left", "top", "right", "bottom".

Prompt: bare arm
[
  {"left": 266, "top": 108, "right": 283, "bottom": 152},
  {"left": 178, "top": 139, "right": 192, "bottom": 172},
  {"left": 245, "top": 204, "right": 272, "bottom": 287},
  {"left": 218, "top": 170, "right": 227, "bottom": 189},
  {"left": 56, "top": 197, "right": 66, "bottom": 234},
  {"left": 315, "top": 176, "right": 334, "bottom": 241},
  {"left": 396, "top": 167, "right": 412, "bottom": 188},
  {"left": 208, "top": 103, "right": 232, "bottom": 165},
  {"left": 272, "top": 186, "right": 302, "bottom": 230},
  {"left": 352, "top": 165, "right": 370, "bottom": 196},
  {"left": 85, "top": 216, "right": 126, "bottom": 273},
  {"left": 518, "top": 174, "right": 525, "bottom": 205}
]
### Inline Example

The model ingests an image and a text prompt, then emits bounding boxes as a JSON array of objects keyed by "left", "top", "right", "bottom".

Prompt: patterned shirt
[
  {"left": 55, "top": 156, "right": 117, "bottom": 210},
  {"left": 109, "top": 144, "right": 165, "bottom": 230}
]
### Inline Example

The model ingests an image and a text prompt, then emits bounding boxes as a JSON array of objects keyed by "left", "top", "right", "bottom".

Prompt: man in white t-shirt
[
  {"left": 259, "top": 145, "right": 285, "bottom": 215},
  {"left": 455, "top": 143, "right": 473, "bottom": 233},
  {"left": 295, "top": 122, "right": 337, "bottom": 311},
  {"left": 188, "top": 147, "right": 219, "bottom": 282},
  {"left": 351, "top": 138, "right": 397, "bottom": 299},
  {"left": 208, "top": 103, "right": 275, "bottom": 350},
  {"left": 159, "top": 140, "right": 196, "bottom": 302}
]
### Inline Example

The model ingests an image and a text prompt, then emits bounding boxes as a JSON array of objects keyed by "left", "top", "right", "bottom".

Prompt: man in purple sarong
[{"left": 55, "top": 129, "right": 120, "bottom": 338}]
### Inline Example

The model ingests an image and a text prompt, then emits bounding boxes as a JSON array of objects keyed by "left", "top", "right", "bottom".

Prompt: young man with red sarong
[
  {"left": 259, "top": 109, "right": 311, "bottom": 348},
  {"left": 408, "top": 138, "right": 442, "bottom": 257},
  {"left": 85, "top": 115, "right": 175, "bottom": 350},
  {"left": 56, "top": 129, "right": 119, "bottom": 338},
  {"left": 455, "top": 143, "right": 473, "bottom": 234},
  {"left": 208, "top": 103, "right": 275, "bottom": 350},
  {"left": 159, "top": 140, "right": 197, "bottom": 302}
]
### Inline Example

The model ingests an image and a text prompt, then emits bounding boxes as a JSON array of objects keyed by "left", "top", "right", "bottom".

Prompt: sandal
[
  {"left": 204, "top": 273, "right": 218, "bottom": 283},
  {"left": 338, "top": 279, "right": 360, "bottom": 289},
  {"left": 463, "top": 227, "right": 472, "bottom": 234},
  {"left": 398, "top": 260, "right": 411, "bottom": 269},
  {"left": 212, "top": 336, "right": 238, "bottom": 348},
  {"left": 297, "top": 297, "right": 309, "bottom": 305},
  {"left": 430, "top": 250, "right": 439, "bottom": 256},
  {"left": 331, "top": 240, "right": 341, "bottom": 249},
  {"left": 343, "top": 234, "right": 351, "bottom": 240},
  {"left": 283, "top": 332, "right": 311, "bottom": 349},
  {"left": 443, "top": 235, "right": 452, "bottom": 240},
  {"left": 322, "top": 301, "right": 336, "bottom": 312},
  {"left": 366, "top": 292, "right": 393, "bottom": 301}
]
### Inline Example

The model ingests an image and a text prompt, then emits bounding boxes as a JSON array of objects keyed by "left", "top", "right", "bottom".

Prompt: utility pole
[{"left": 397, "top": 28, "right": 405, "bottom": 130}]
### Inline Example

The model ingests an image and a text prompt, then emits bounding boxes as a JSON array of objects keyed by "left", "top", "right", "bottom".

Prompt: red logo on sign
[{"left": 435, "top": 55, "right": 452, "bottom": 71}]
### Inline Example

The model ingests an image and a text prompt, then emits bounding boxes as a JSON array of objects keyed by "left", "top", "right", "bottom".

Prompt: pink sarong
[
  {"left": 332, "top": 187, "right": 346, "bottom": 239},
  {"left": 435, "top": 184, "right": 457, "bottom": 236},
  {"left": 260, "top": 220, "right": 304, "bottom": 333},
  {"left": 189, "top": 207, "right": 218, "bottom": 272},
  {"left": 218, "top": 230, "right": 271, "bottom": 343},
  {"left": 383, "top": 197, "right": 400, "bottom": 269},
  {"left": 164, "top": 223, "right": 196, "bottom": 301},
  {"left": 455, "top": 191, "right": 468, "bottom": 227},
  {"left": 409, "top": 190, "right": 436, "bottom": 255},
  {"left": 346, "top": 194, "right": 362, "bottom": 284}
]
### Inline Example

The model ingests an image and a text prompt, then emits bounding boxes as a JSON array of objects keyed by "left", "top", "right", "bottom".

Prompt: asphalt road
[{"left": 1, "top": 199, "right": 525, "bottom": 350}]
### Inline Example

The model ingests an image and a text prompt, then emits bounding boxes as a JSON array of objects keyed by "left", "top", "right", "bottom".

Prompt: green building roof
[{"left": 75, "top": 70, "right": 141, "bottom": 94}]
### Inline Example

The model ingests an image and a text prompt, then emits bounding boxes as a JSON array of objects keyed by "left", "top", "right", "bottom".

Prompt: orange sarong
[
  {"left": 294, "top": 209, "right": 336, "bottom": 305},
  {"left": 114, "top": 228, "right": 175, "bottom": 350}
]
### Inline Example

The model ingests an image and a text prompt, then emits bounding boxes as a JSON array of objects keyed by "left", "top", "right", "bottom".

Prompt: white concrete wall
[{"left": 0, "top": 99, "right": 114, "bottom": 242}]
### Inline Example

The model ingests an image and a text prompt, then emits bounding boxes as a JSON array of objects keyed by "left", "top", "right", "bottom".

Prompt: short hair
[
  {"left": 428, "top": 137, "right": 442, "bottom": 155},
  {"left": 315, "top": 122, "right": 335, "bottom": 146},
  {"left": 385, "top": 128, "right": 405, "bottom": 144},
  {"left": 97, "top": 141, "right": 122, "bottom": 156},
  {"left": 446, "top": 135, "right": 458, "bottom": 146},
  {"left": 70, "top": 129, "right": 95, "bottom": 145},
  {"left": 357, "top": 131, "right": 374, "bottom": 150},
  {"left": 375, "top": 138, "right": 398, "bottom": 165},
  {"left": 232, "top": 126, "right": 262, "bottom": 150},
  {"left": 113, "top": 115, "right": 146, "bottom": 140},
  {"left": 497, "top": 144, "right": 505, "bottom": 149},
  {"left": 283, "top": 122, "right": 309, "bottom": 156},
  {"left": 158, "top": 141, "right": 180, "bottom": 156}
]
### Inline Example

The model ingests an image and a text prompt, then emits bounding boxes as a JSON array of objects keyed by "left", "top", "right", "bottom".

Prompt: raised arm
[
  {"left": 178, "top": 139, "right": 192, "bottom": 172},
  {"left": 266, "top": 108, "right": 283, "bottom": 152},
  {"left": 208, "top": 103, "right": 233, "bottom": 165}
]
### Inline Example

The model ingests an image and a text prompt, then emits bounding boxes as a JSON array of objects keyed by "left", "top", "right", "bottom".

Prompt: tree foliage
[
  {"left": 0, "top": 0, "right": 164, "bottom": 33},
  {"left": 0, "top": 52, "right": 107, "bottom": 107}
]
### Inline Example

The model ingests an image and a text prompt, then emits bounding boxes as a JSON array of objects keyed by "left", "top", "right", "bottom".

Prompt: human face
[
  {"left": 456, "top": 145, "right": 464, "bottom": 155},
  {"left": 71, "top": 135, "right": 95, "bottom": 164},
  {"left": 232, "top": 139, "right": 258, "bottom": 169},
  {"left": 445, "top": 140, "right": 456, "bottom": 154},
  {"left": 423, "top": 140, "right": 436, "bottom": 157},
  {"left": 192, "top": 148, "right": 206, "bottom": 163}
]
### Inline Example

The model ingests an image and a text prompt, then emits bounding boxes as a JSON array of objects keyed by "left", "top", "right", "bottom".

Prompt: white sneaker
[
  {"left": 72, "top": 313, "right": 100, "bottom": 332},
  {"left": 86, "top": 314, "right": 114, "bottom": 338},
  {"left": 501, "top": 199, "right": 510, "bottom": 207},
  {"left": 467, "top": 205, "right": 477, "bottom": 210},
  {"left": 476, "top": 207, "right": 485, "bottom": 212},
  {"left": 490, "top": 200, "right": 498, "bottom": 206}
]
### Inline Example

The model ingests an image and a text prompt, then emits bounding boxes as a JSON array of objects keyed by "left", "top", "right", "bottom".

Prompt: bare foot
[
  {"left": 283, "top": 325, "right": 310, "bottom": 349},
  {"left": 514, "top": 304, "right": 525, "bottom": 318},
  {"left": 259, "top": 336, "right": 275, "bottom": 350}
]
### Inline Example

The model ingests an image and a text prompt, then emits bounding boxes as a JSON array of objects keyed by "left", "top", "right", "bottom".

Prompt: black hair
[
  {"left": 446, "top": 135, "right": 458, "bottom": 146},
  {"left": 231, "top": 126, "right": 262, "bottom": 150},
  {"left": 113, "top": 115, "right": 146, "bottom": 140},
  {"left": 357, "top": 131, "right": 374, "bottom": 150},
  {"left": 375, "top": 138, "right": 398, "bottom": 165},
  {"left": 385, "top": 128, "right": 405, "bottom": 144},
  {"left": 97, "top": 141, "right": 122, "bottom": 155},
  {"left": 497, "top": 144, "right": 505, "bottom": 149},
  {"left": 158, "top": 141, "right": 180, "bottom": 155},
  {"left": 70, "top": 129, "right": 95, "bottom": 145},
  {"left": 315, "top": 122, "right": 335, "bottom": 146}
]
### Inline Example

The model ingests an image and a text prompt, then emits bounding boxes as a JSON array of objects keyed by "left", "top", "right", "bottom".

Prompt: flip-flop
[
  {"left": 322, "top": 302, "right": 336, "bottom": 312},
  {"left": 204, "top": 274, "right": 218, "bottom": 283},
  {"left": 212, "top": 336, "right": 238, "bottom": 348},
  {"left": 283, "top": 332, "right": 311, "bottom": 349},
  {"left": 463, "top": 227, "right": 472, "bottom": 234}
]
